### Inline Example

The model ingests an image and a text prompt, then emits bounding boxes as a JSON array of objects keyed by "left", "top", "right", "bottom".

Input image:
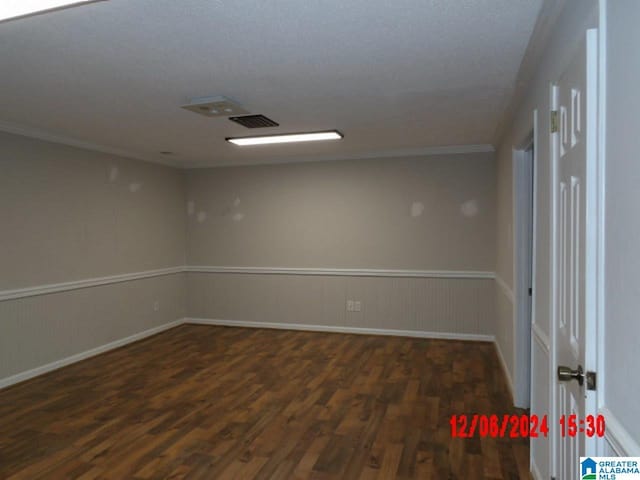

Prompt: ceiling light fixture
[
  {"left": 226, "top": 130, "right": 343, "bottom": 146},
  {"left": 0, "top": 1, "right": 98, "bottom": 22}
]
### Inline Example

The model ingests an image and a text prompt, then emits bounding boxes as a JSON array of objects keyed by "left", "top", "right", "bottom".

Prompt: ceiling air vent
[
  {"left": 181, "top": 96, "right": 249, "bottom": 117},
  {"left": 229, "top": 114, "right": 279, "bottom": 129}
]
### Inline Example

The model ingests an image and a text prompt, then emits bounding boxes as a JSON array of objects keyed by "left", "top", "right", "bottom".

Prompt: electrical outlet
[
  {"left": 153, "top": 301, "right": 160, "bottom": 312},
  {"left": 346, "top": 300, "right": 362, "bottom": 312}
]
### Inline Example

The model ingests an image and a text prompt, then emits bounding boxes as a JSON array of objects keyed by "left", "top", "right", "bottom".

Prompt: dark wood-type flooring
[{"left": 0, "top": 325, "right": 529, "bottom": 479}]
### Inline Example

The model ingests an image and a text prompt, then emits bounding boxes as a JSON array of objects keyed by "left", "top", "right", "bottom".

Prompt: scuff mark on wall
[
  {"left": 196, "top": 211, "right": 207, "bottom": 223},
  {"left": 410, "top": 201, "right": 424, "bottom": 217},
  {"left": 219, "top": 196, "right": 245, "bottom": 222},
  {"left": 108, "top": 166, "right": 119, "bottom": 182},
  {"left": 460, "top": 199, "right": 479, "bottom": 217},
  {"left": 129, "top": 182, "right": 142, "bottom": 193},
  {"left": 187, "top": 200, "right": 195, "bottom": 216}
]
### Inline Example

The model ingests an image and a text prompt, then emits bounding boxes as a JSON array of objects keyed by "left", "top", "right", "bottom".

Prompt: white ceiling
[{"left": 0, "top": 0, "right": 543, "bottom": 167}]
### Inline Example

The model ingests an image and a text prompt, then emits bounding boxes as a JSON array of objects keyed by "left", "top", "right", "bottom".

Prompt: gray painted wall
[
  {"left": 0, "top": 132, "right": 187, "bottom": 380},
  {"left": 185, "top": 153, "right": 498, "bottom": 337},
  {"left": 186, "top": 153, "right": 496, "bottom": 270},
  {"left": 1, "top": 136, "right": 498, "bottom": 384},
  {"left": 0, "top": 132, "right": 186, "bottom": 289},
  {"left": 604, "top": 0, "right": 640, "bottom": 449}
]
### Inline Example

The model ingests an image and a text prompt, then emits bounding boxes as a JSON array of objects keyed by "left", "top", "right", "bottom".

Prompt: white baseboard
[
  {"left": 185, "top": 317, "right": 495, "bottom": 342},
  {"left": 599, "top": 406, "right": 640, "bottom": 456},
  {"left": 0, "top": 318, "right": 185, "bottom": 389},
  {"left": 494, "top": 339, "right": 515, "bottom": 405},
  {"left": 530, "top": 460, "right": 543, "bottom": 480},
  {"left": 0, "top": 318, "right": 499, "bottom": 391}
]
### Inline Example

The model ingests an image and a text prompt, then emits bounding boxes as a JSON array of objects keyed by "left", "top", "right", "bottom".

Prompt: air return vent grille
[{"left": 229, "top": 114, "right": 279, "bottom": 128}]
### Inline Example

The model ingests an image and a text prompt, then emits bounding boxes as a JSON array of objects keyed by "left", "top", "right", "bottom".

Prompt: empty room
[{"left": 1, "top": 0, "right": 639, "bottom": 478}]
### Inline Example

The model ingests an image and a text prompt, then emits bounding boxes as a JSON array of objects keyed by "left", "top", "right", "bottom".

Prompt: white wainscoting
[
  {"left": 1, "top": 266, "right": 500, "bottom": 390},
  {"left": 0, "top": 273, "right": 186, "bottom": 385},
  {"left": 530, "top": 461, "right": 543, "bottom": 480},
  {"left": 599, "top": 407, "right": 640, "bottom": 456},
  {"left": 187, "top": 270, "right": 496, "bottom": 338},
  {"left": 495, "top": 274, "right": 515, "bottom": 303},
  {"left": 494, "top": 275, "right": 515, "bottom": 399},
  {"left": 0, "top": 319, "right": 184, "bottom": 389},
  {"left": 531, "top": 331, "right": 552, "bottom": 479},
  {"left": 494, "top": 334, "right": 515, "bottom": 402}
]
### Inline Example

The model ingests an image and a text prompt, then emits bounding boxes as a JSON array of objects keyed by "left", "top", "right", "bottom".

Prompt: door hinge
[
  {"left": 586, "top": 371, "right": 597, "bottom": 391},
  {"left": 528, "top": 287, "right": 532, "bottom": 296},
  {"left": 551, "top": 110, "right": 559, "bottom": 133}
]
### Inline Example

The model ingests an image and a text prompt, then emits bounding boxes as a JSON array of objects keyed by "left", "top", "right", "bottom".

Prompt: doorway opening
[{"left": 514, "top": 139, "right": 535, "bottom": 408}]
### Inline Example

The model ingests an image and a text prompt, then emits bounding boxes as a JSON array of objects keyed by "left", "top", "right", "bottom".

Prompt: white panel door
[{"left": 554, "top": 29, "right": 598, "bottom": 479}]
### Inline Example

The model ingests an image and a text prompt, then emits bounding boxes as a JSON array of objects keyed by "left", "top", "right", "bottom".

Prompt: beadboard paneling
[
  {"left": 531, "top": 336, "right": 551, "bottom": 479},
  {"left": 495, "top": 278, "right": 515, "bottom": 385},
  {"left": 0, "top": 273, "right": 186, "bottom": 381},
  {"left": 187, "top": 272, "right": 495, "bottom": 336}
]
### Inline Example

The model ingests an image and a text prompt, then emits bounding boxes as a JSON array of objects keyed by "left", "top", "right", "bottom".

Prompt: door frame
[
  {"left": 512, "top": 122, "right": 537, "bottom": 409},
  {"left": 594, "top": 1, "right": 607, "bottom": 456},
  {"left": 582, "top": 27, "right": 601, "bottom": 458}
]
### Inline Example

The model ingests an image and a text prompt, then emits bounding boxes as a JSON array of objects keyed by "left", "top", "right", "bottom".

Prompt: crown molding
[
  {"left": 0, "top": 119, "right": 179, "bottom": 167},
  {"left": 182, "top": 144, "right": 495, "bottom": 169},
  {"left": 493, "top": 0, "right": 568, "bottom": 145},
  {"left": 0, "top": 119, "right": 493, "bottom": 169}
]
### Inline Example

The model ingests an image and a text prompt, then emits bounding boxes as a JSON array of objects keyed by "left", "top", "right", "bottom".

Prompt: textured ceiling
[{"left": 0, "top": 0, "right": 543, "bottom": 167}]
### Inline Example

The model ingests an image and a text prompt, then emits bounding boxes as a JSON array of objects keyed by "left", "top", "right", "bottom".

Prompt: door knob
[{"left": 557, "top": 364, "right": 584, "bottom": 385}]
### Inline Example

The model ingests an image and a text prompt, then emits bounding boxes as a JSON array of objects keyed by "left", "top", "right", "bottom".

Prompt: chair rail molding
[
  {"left": 0, "top": 265, "right": 496, "bottom": 301},
  {"left": 0, "top": 267, "right": 184, "bottom": 302},
  {"left": 495, "top": 274, "right": 515, "bottom": 303},
  {"left": 185, "top": 265, "right": 495, "bottom": 279}
]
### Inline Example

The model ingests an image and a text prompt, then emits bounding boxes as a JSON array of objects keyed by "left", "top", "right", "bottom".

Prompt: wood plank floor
[{"left": 0, "top": 325, "right": 529, "bottom": 479}]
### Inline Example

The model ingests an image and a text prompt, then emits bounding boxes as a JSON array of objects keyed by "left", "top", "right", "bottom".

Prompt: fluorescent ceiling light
[
  {"left": 227, "top": 130, "right": 343, "bottom": 146},
  {"left": 0, "top": 1, "right": 96, "bottom": 22}
]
